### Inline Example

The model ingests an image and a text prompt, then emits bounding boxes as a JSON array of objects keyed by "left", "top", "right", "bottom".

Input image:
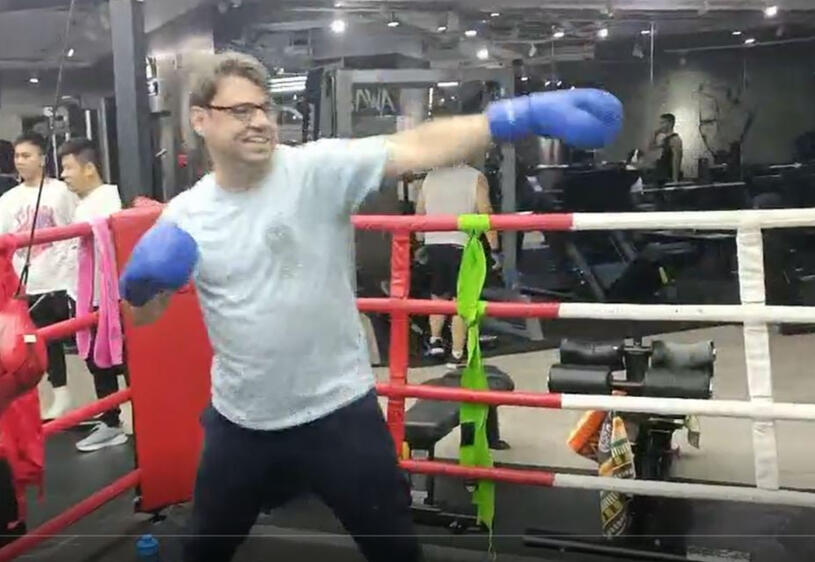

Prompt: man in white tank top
[{"left": 416, "top": 164, "right": 499, "bottom": 367}]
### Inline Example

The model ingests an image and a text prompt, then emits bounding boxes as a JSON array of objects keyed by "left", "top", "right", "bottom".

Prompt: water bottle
[{"left": 136, "top": 534, "right": 160, "bottom": 560}]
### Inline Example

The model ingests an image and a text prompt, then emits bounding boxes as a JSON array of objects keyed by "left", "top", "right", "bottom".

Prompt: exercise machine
[
  {"left": 526, "top": 337, "right": 715, "bottom": 559},
  {"left": 519, "top": 165, "right": 696, "bottom": 303}
]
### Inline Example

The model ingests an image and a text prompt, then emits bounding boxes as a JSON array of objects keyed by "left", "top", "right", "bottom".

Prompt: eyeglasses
[{"left": 205, "top": 102, "right": 276, "bottom": 123}]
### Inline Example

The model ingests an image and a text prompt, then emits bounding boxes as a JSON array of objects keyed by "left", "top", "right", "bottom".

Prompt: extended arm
[
  {"left": 385, "top": 116, "right": 490, "bottom": 178},
  {"left": 383, "top": 88, "right": 623, "bottom": 178}
]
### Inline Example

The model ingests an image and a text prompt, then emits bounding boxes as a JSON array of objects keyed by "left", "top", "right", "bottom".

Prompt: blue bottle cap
[{"left": 137, "top": 534, "right": 159, "bottom": 556}]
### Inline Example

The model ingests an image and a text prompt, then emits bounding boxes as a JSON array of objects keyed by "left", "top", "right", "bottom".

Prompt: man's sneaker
[
  {"left": 76, "top": 424, "right": 128, "bottom": 453},
  {"left": 428, "top": 337, "right": 445, "bottom": 358},
  {"left": 446, "top": 352, "right": 467, "bottom": 370},
  {"left": 42, "top": 387, "right": 72, "bottom": 421}
]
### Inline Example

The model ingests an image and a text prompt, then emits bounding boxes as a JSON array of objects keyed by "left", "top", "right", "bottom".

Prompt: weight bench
[{"left": 404, "top": 366, "right": 514, "bottom": 515}]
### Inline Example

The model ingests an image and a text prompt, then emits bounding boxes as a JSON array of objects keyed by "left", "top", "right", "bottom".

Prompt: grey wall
[
  {"left": 147, "top": 5, "right": 215, "bottom": 197},
  {"left": 553, "top": 42, "right": 815, "bottom": 177},
  {"left": 0, "top": 63, "right": 115, "bottom": 141}
]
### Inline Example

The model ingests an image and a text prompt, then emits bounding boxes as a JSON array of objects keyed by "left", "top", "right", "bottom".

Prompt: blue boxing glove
[
  {"left": 119, "top": 221, "right": 199, "bottom": 307},
  {"left": 486, "top": 88, "right": 623, "bottom": 149}
]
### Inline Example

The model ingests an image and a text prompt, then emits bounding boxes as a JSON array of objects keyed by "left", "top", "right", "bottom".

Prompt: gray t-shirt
[{"left": 163, "top": 137, "right": 389, "bottom": 430}]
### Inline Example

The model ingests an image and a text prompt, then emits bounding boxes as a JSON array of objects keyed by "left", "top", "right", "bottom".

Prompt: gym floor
[{"left": 26, "top": 322, "right": 815, "bottom": 561}]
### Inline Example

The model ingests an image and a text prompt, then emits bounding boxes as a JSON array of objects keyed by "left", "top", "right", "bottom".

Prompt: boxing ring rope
[
  {"left": 2, "top": 207, "right": 814, "bottom": 559},
  {"left": 357, "top": 209, "right": 815, "bottom": 508},
  {"left": 0, "top": 226, "right": 138, "bottom": 562}
]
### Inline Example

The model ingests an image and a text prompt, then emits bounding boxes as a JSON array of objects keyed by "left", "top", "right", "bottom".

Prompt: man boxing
[{"left": 119, "top": 52, "right": 622, "bottom": 562}]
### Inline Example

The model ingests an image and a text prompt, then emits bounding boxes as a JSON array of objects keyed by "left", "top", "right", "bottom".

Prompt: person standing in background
[
  {"left": 416, "top": 163, "right": 500, "bottom": 368},
  {"left": 0, "top": 132, "right": 77, "bottom": 420},
  {"left": 59, "top": 138, "right": 128, "bottom": 452},
  {"left": 649, "top": 113, "right": 683, "bottom": 184}
]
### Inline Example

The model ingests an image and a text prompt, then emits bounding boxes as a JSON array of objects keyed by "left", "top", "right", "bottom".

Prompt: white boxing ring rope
[
  {"left": 364, "top": 207, "right": 815, "bottom": 503},
  {"left": 571, "top": 208, "right": 805, "bottom": 492}
]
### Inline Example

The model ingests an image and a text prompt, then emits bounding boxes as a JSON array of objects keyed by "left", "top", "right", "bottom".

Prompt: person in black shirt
[{"left": 650, "top": 113, "right": 683, "bottom": 184}]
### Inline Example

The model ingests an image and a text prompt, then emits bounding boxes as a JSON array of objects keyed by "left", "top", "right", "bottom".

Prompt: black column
[{"left": 110, "top": 0, "right": 153, "bottom": 203}]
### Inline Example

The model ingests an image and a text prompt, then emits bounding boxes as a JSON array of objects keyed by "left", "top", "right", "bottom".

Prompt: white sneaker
[
  {"left": 42, "top": 387, "right": 72, "bottom": 421},
  {"left": 427, "top": 338, "right": 445, "bottom": 358},
  {"left": 76, "top": 424, "right": 128, "bottom": 453}
]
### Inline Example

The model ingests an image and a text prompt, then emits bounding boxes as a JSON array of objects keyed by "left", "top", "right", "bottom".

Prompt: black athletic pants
[
  {"left": 0, "top": 458, "right": 25, "bottom": 547},
  {"left": 27, "top": 291, "right": 70, "bottom": 388},
  {"left": 85, "top": 329, "right": 126, "bottom": 428},
  {"left": 183, "top": 390, "right": 422, "bottom": 562}
]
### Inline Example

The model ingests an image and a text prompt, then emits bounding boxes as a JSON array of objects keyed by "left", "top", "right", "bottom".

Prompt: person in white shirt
[
  {"left": 416, "top": 163, "right": 499, "bottom": 368},
  {"left": 0, "top": 132, "right": 77, "bottom": 420},
  {"left": 58, "top": 137, "right": 126, "bottom": 452}
]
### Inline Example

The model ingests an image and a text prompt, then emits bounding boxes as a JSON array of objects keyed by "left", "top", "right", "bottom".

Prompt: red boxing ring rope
[
  {"left": 0, "top": 226, "right": 137, "bottom": 562},
  {"left": 0, "top": 470, "right": 141, "bottom": 561}
]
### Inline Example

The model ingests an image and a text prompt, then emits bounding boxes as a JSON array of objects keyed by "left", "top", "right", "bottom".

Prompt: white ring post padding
[
  {"left": 558, "top": 302, "right": 815, "bottom": 323},
  {"left": 571, "top": 208, "right": 815, "bottom": 230},
  {"left": 561, "top": 394, "right": 815, "bottom": 421},
  {"left": 737, "top": 227, "right": 780, "bottom": 490},
  {"left": 553, "top": 474, "right": 815, "bottom": 507}
]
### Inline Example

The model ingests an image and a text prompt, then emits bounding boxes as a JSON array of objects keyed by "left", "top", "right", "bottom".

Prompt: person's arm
[
  {"left": 670, "top": 136, "right": 683, "bottom": 183},
  {"left": 415, "top": 183, "right": 426, "bottom": 215},
  {"left": 127, "top": 291, "right": 171, "bottom": 327},
  {"left": 384, "top": 115, "right": 492, "bottom": 178},
  {"left": 0, "top": 192, "right": 9, "bottom": 233},
  {"left": 384, "top": 88, "right": 623, "bottom": 178},
  {"left": 475, "top": 174, "right": 499, "bottom": 251},
  {"left": 414, "top": 183, "right": 426, "bottom": 244}
]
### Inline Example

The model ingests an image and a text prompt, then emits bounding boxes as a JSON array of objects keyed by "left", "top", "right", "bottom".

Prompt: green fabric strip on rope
[{"left": 455, "top": 214, "right": 495, "bottom": 538}]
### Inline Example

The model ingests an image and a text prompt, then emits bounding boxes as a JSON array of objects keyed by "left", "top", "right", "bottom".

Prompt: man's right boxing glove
[
  {"left": 119, "top": 221, "right": 199, "bottom": 307},
  {"left": 486, "top": 88, "right": 623, "bottom": 149}
]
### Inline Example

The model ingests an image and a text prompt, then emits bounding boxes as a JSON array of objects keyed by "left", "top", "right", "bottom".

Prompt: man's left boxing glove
[
  {"left": 119, "top": 221, "right": 199, "bottom": 307},
  {"left": 486, "top": 88, "right": 623, "bottom": 149}
]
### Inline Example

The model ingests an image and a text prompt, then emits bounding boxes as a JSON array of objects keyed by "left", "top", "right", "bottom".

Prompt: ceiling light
[
  {"left": 334, "top": 1, "right": 343, "bottom": 6},
  {"left": 556, "top": 80, "right": 562, "bottom": 87},
  {"left": 476, "top": 48, "right": 489, "bottom": 60},
  {"left": 490, "top": 12, "right": 500, "bottom": 17},
  {"left": 744, "top": 37, "right": 756, "bottom": 45},
  {"left": 270, "top": 84, "right": 307, "bottom": 94},
  {"left": 641, "top": 29, "right": 651, "bottom": 35},
  {"left": 520, "top": 76, "right": 529, "bottom": 82},
  {"left": 597, "top": 28, "right": 609, "bottom": 39},
  {"left": 437, "top": 81, "right": 460, "bottom": 88},
  {"left": 553, "top": 30, "right": 565, "bottom": 39},
  {"left": 437, "top": 25, "right": 447, "bottom": 32},
  {"left": 732, "top": 30, "right": 743, "bottom": 36},
  {"left": 764, "top": 5, "right": 778, "bottom": 18},
  {"left": 29, "top": 76, "right": 39, "bottom": 84},
  {"left": 465, "top": 29, "right": 477, "bottom": 38},
  {"left": 330, "top": 18, "right": 346, "bottom": 34},
  {"left": 66, "top": 47, "right": 75, "bottom": 57},
  {"left": 387, "top": 13, "right": 400, "bottom": 27}
]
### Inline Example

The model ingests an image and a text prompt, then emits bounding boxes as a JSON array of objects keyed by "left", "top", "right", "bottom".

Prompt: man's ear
[{"left": 190, "top": 106, "right": 207, "bottom": 137}]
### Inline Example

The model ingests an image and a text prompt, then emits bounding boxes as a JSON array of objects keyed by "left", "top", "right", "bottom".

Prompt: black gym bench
[{"left": 403, "top": 366, "right": 514, "bottom": 531}]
